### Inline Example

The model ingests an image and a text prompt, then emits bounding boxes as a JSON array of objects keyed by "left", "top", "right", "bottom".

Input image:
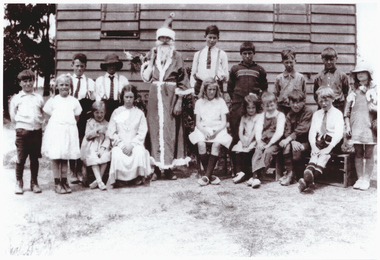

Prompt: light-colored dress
[
  {"left": 42, "top": 95, "right": 82, "bottom": 160},
  {"left": 189, "top": 97, "right": 232, "bottom": 148},
  {"left": 80, "top": 118, "right": 111, "bottom": 166},
  {"left": 106, "top": 106, "right": 152, "bottom": 186},
  {"left": 232, "top": 114, "right": 258, "bottom": 152}
]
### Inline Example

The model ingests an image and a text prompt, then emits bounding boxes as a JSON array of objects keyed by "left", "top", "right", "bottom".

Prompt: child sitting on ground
[
  {"left": 249, "top": 92, "right": 286, "bottom": 188},
  {"left": 345, "top": 63, "right": 377, "bottom": 191},
  {"left": 274, "top": 49, "right": 306, "bottom": 115},
  {"left": 278, "top": 89, "right": 313, "bottom": 186},
  {"left": 80, "top": 101, "right": 111, "bottom": 191},
  {"left": 232, "top": 93, "right": 261, "bottom": 184},
  {"left": 9, "top": 69, "right": 45, "bottom": 194},
  {"left": 42, "top": 74, "right": 82, "bottom": 194},
  {"left": 298, "top": 87, "right": 344, "bottom": 192},
  {"left": 189, "top": 77, "right": 232, "bottom": 186}
]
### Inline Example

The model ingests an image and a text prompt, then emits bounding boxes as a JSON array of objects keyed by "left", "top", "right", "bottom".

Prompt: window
[{"left": 101, "top": 4, "right": 140, "bottom": 38}]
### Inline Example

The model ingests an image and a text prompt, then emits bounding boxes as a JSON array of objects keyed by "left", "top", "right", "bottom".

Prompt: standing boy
[
  {"left": 9, "top": 69, "right": 45, "bottom": 194},
  {"left": 96, "top": 53, "right": 129, "bottom": 121},
  {"left": 69, "top": 53, "right": 96, "bottom": 184},
  {"left": 274, "top": 49, "right": 306, "bottom": 115},
  {"left": 190, "top": 25, "right": 229, "bottom": 96},
  {"left": 298, "top": 87, "right": 344, "bottom": 192},
  {"left": 278, "top": 90, "right": 313, "bottom": 186},
  {"left": 228, "top": 41, "right": 268, "bottom": 148},
  {"left": 313, "top": 47, "right": 349, "bottom": 113}
]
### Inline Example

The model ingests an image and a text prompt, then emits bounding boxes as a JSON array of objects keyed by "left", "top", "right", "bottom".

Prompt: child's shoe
[
  {"left": 280, "top": 171, "right": 295, "bottom": 186},
  {"left": 90, "top": 180, "right": 98, "bottom": 189},
  {"left": 359, "top": 179, "right": 370, "bottom": 191},
  {"left": 55, "top": 179, "right": 67, "bottom": 194},
  {"left": 15, "top": 180, "right": 24, "bottom": 195},
  {"left": 298, "top": 178, "right": 307, "bottom": 192},
  {"left": 98, "top": 181, "right": 107, "bottom": 191},
  {"left": 251, "top": 178, "right": 261, "bottom": 189},
  {"left": 210, "top": 175, "right": 221, "bottom": 185},
  {"left": 197, "top": 176, "right": 209, "bottom": 186},
  {"left": 353, "top": 178, "right": 363, "bottom": 189},
  {"left": 61, "top": 178, "right": 72, "bottom": 193},
  {"left": 233, "top": 172, "right": 245, "bottom": 184},
  {"left": 30, "top": 180, "right": 42, "bottom": 193},
  {"left": 303, "top": 168, "right": 314, "bottom": 186},
  {"left": 246, "top": 177, "right": 254, "bottom": 186}
]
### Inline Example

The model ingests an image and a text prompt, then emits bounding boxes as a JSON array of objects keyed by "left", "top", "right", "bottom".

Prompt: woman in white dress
[{"left": 106, "top": 85, "right": 152, "bottom": 188}]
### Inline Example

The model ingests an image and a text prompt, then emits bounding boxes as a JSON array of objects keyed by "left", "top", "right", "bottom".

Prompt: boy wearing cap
[
  {"left": 313, "top": 47, "right": 349, "bottom": 113},
  {"left": 190, "top": 25, "right": 229, "bottom": 96},
  {"left": 96, "top": 53, "right": 129, "bottom": 121},
  {"left": 10, "top": 69, "right": 45, "bottom": 194},
  {"left": 228, "top": 41, "right": 268, "bottom": 149},
  {"left": 69, "top": 53, "right": 96, "bottom": 184},
  {"left": 141, "top": 15, "right": 193, "bottom": 180}
]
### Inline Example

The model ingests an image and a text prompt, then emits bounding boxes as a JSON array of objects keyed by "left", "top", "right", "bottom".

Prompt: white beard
[{"left": 156, "top": 41, "right": 175, "bottom": 64}]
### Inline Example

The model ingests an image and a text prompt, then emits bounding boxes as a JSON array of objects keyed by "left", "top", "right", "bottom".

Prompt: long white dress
[
  {"left": 106, "top": 106, "right": 152, "bottom": 186},
  {"left": 42, "top": 95, "right": 82, "bottom": 160}
]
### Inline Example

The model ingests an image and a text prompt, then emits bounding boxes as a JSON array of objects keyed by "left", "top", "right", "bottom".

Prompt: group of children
[{"left": 9, "top": 24, "right": 377, "bottom": 195}]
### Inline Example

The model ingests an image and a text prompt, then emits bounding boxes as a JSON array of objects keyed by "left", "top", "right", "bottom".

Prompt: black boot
[
  {"left": 15, "top": 163, "right": 24, "bottom": 194},
  {"left": 55, "top": 178, "right": 66, "bottom": 194},
  {"left": 199, "top": 153, "right": 209, "bottom": 174},
  {"left": 61, "top": 178, "right": 72, "bottom": 193},
  {"left": 30, "top": 160, "right": 41, "bottom": 193},
  {"left": 205, "top": 155, "right": 219, "bottom": 179}
]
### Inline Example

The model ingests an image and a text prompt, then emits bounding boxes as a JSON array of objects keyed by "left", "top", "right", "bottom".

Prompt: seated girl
[
  {"left": 106, "top": 85, "right": 152, "bottom": 188},
  {"left": 80, "top": 101, "right": 111, "bottom": 191},
  {"left": 189, "top": 77, "right": 232, "bottom": 186},
  {"left": 232, "top": 93, "right": 261, "bottom": 184},
  {"left": 249, "top": 92, "right": 286, "bottom": 188}
]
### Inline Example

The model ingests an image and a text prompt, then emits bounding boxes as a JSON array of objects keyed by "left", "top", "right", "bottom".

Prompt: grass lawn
[{"left": 2, "top": 120, "right": 378, "bottom": 258}]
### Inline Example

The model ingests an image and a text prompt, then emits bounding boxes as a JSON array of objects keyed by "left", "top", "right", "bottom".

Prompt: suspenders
[{"left": 195, "top": 48, "right": 221, "bottom": 78}]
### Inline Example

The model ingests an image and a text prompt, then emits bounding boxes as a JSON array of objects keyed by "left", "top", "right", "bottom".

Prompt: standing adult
[{"left": 141, "top": 14, "right": 193, "bottom": 180}]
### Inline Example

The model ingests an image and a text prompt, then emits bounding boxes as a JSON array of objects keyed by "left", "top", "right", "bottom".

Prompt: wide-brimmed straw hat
[
  {"left": 351, "top": 62, "right": 373, "bottom": 76},
  {"left": 100, "top": 53, "right": 123, "bottom": 71}
]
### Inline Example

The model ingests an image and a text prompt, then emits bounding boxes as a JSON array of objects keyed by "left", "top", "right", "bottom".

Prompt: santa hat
[{"left": 156, "top": 13, "right": 175, "bottom": 41}]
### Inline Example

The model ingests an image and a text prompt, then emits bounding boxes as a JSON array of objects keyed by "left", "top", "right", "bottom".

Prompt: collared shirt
[
  {"left": 71, "top": 74, "right": 96, "bottom": 100},
  {"left": 190, "top": 46, "right": 229, "bottom": 87},
  {"left": 284, "top": 106, "right": 313, "bottom": 143},
  {"left": 309, "top": 106, "right": 344, "bottom": 148},
  {"left": 313, "top": 68, "right": 349, "bottom": 102},
  {"left": 9, "top": 90, "right": 44, "bottom": 130},
  {"left": 95, "top": 72, "right": 129, "bottom": 101},
  {"left": 274, "top": 70, "right": 306, "bottom": 107},
  {"left": 228, "top": 61, "right": 268, "bottom": 102}
]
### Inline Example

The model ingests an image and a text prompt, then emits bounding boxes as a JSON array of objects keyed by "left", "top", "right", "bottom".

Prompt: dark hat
[{"left": 100, "top": 53, "right": 123, "bottom": 71}]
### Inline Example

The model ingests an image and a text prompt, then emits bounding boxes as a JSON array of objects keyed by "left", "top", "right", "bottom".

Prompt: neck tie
[
  {"left": 74, "top": 76, "right": 81, "bottom": 99},
  {"left": 207, "top": 47, "right": 211, "bottom": 69},
  {"left": 320, "top": 111, "right": 328, "bottom": 137},
  {"left": 109, "top": 75, "right": 114, "bottom": 100}
]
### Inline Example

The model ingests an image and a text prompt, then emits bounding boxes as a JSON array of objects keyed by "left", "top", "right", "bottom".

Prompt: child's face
[
  {"left": 205, "top": 34, "right": 218, "bottom": 47},
  {"left": 241, "top": 51, "right": 254, "bottom": 65},
  {"left": 106, "top": 64, "right": 116, "bottom": 75},
  {"left": 57, "top": 80, "right": 70, "bottom": 97},
  {"left": 20, "top": 78, "right": 34, "bottom": 93},
  {"left": 283, "top": 58, "right": 296, "bottom": 73},
  {"left": 318, "top": 96, "right": 333, "bottom": 111},
  {"left": 246, "top": 104, "right": 256, "bottom": 116},
  {"left": 289, "top": 99, "right": 305, "bottom": 113},
  {"left": 263, "top": 100, "right": 277, "bottom": 113},
  {"left": 123, "top": 91, "right": 134, "bottom": 108},
  {"left": 322, "top": 56, "right": 337, "bottom": 71},
  {"left": 94, "top": 109, "right": 105, "bottom": 122},
  {"left": 357, "top": 71, "right": 369, "bottom": 83},
  {"left": 72, "top": 59, "right": 86, "bottom": 77},
  {"left": 206, "top": 85, "right": 217, "bottom": 100}
]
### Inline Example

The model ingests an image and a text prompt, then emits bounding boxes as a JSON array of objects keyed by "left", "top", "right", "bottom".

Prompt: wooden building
[{"left": 55, "top": 3, "right": 357, "bottom": 106}]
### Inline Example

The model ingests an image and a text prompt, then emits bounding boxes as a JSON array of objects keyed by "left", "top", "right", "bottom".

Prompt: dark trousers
[{"left": 15, "top": 128, "right": 42, "bottom": 181}]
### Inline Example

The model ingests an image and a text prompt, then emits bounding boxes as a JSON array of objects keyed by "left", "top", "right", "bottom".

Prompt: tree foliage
[{"left": 3, "top": 3, "right": 56, "bottom": 116}]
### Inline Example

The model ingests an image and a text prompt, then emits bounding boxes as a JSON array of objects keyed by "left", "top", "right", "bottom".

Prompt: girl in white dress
[
  {"left": 80, "top": 101, "right": 111, "bottom": 190},
  {"left": 42, "top": 74, "right": 82, "bottom": 194},
  {"left": 189, "top": 77, "right": 232, "bottom": 186},
  {"left": 232, "top": 93, "right": 261, "bottom": 184},
  {"left": 106, "top": 85, "right": 152, "bottom": 189}
]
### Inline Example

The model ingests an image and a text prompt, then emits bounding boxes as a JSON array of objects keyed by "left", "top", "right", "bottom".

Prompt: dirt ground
[{"left": 2, "top": 122, "right": 378, "bottom": 258}]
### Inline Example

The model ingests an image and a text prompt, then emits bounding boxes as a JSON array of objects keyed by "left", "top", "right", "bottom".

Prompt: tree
[{"left": 3, "top": 3, "right": 56, "bottom": 116}]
